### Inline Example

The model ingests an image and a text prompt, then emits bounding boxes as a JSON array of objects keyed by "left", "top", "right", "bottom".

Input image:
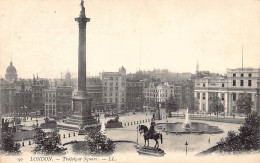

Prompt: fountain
[
  {"left": 183, "top": 109, "right": 191, "bottom": 129},
  {"left": 101, "top": 120, "right": 106, "bottom": 133},
  {"left": 156, "top": 109, "right": 223, "bottom": 134}
]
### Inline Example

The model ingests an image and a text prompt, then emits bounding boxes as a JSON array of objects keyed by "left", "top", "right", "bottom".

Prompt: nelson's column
[{"left": 63, "top": 0, "right": 101, "bottom": 133}]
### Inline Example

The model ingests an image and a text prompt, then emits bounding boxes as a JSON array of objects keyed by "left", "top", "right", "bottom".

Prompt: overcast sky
[{"left": 0, "top": 0, "right": 259, "bottom": 79}]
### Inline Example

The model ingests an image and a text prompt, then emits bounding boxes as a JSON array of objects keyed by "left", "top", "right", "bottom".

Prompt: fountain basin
[{"left": 157, "top": 122, "right": 223, "bottom": 134}]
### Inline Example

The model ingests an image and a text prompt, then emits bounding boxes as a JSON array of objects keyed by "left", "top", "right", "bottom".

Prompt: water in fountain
[
  {"left": 100, "top": 114, "right": 106, "bottom": 133},
  {"left": 156, "top": 109, "right": 223, "bottom": 134},
  {"left": 183, "top": 109, "right": 191, "bottom": 128}
]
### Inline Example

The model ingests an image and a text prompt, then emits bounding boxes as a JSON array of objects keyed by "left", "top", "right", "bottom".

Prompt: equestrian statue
[{"left": 139, "top": 119, "right": 163, "bottom": 148}]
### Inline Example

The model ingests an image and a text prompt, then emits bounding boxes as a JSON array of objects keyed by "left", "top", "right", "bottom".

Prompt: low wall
[{"left": 13, "top": 130, "right": 36, "bottom": 141}]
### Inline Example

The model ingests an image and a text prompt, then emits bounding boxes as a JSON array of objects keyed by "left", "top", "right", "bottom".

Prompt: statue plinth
[
  {"left": 137, "top": 146, "right": 165, "bottom": 157},
  {"left": 65, "top": 91, "right": 101, "bottom": 133},
  {"left": 154, "top": 107, "right": 161, "bottom": 120},
  {"left": 105, "top": 115, "right": 123, "bottom": 128}
]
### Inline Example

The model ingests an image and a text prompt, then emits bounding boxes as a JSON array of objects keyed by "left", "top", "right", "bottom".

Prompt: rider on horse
[{"left": 148, "top": 118, "right": 156, "bottom": 137}]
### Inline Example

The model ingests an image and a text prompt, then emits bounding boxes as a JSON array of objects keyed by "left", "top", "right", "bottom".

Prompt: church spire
[
  {"left": 242, "top": 45, "right": 243, "bottom": 70},
  {"left": 196, "top": 60, "right": 199, "bottom": 74}
]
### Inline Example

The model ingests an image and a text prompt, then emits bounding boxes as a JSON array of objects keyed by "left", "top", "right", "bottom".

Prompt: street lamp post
[
  {"left": 156, "top": 102, "right": 161, "bottom": 120},
  {"left": 185, "top": 141, "right": 188, "bottom": 156},
  {"left": 136, "top": 126, "right": 139, "bottom": 143}
]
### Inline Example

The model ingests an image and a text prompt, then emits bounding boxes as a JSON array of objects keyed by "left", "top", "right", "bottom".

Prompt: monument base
[
  {"left": 154, "top": 107, "right": 161, "bottom": 120},
  {"left": 137, "top": 146, "right": 165, "bottom": 157},
  {"left": 59, "top": 91, "right": 101, "bottom": 134},
  {"left": 105, "top": 121, "right": 123, "bottom": 128},
  {"left": 183, "top": 123, "right": 191, "bottom": 129}
]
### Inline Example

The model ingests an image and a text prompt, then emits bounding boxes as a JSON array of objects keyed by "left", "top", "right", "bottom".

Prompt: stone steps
[{"left": 57, "top": 124, "right": 80, "bottom": 131}]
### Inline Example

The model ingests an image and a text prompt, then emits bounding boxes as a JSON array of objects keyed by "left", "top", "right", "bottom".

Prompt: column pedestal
[{"left": 65, "top": 92, "right": 101, "bottom": 134}]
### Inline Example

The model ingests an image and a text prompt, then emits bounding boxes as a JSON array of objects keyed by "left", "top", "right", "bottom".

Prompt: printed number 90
[{"left": 18, "top": 158, "right": 23, "bottom": 162}]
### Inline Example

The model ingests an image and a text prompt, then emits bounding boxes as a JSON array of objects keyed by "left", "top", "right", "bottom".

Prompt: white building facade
[
  {"left": 194, "top": 68, "right": 260, "bottom": 115},
  {"left": 156, "top": 82, "right": 174, "bottom": 103},
  {"left": 143, "top": 82, "right": 177, "bottom": 107}
]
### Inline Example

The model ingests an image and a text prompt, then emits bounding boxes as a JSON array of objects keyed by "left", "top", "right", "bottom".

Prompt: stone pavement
[
  {"left": 17, "top": 111, "right": 241, "bottom": 157},
  {"left": 104, "top": 116, "right": 241, "bottom": 156}
]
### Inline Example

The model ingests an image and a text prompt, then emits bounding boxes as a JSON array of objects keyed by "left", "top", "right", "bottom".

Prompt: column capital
[{"left": 75, "top": 17, "right": 90, "bottom": 28}]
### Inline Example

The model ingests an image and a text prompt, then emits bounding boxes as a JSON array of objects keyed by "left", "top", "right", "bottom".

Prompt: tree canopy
[
  {"left": 33, "top": 129, "right": 65, "bottom": 155},
  {"left": 166, "top": 95, "right": 179, "bottom": 117},
  {"left": 218, "top": 112, "right": 260, "bottom": 153},
  {"left": 189, "top": 98, "right": 199, "bottom": 115},
  {"left": 236, "top": 93, "right": 253, "bottom": 116},
  {"left": 0, "top": 133, "right": 20, "bottom": 154},
  {"left": 73, "top": 129, "right": 115, "bottom": 156},
  {"left": 209, "top": 97, "right": 224, "bottom": 117}
]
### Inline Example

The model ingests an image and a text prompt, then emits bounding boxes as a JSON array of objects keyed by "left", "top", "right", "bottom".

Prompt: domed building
[
  {"left": 64, "top": 71, "right": 75, "bottom": 87},
  {"left": 5, "top": 61, "right": 18, "bottom": 82}
]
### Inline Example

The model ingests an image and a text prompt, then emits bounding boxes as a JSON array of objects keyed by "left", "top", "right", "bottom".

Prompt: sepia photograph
[{"left": 0, "top": 0, "right": 260, "bottom": 162}]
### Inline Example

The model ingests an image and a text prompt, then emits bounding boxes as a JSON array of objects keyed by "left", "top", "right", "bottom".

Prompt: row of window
[
  {"left": 197, "top": 93, "right": 225, "bottom": 100},
  {"left": 233, "top": 80, "right": 251, "bottom": 87},
  {"left": 104, "top": 77, "right": 125, "bottom": 81},
  {"left": 127, "top": 84, "right": 142, "bottom": 87},
  {"left": 104, "top": 87, "right": 119, "bottom": 91},
  {"left": 144, "top": 89, "right": 156, "bottom": 92},
  {"left": 202, "top": 83, "right": 225, "bottom": 87},
  {"left": 103, "top": 92, "right": 125, "bottom": 97},
  {"left": 45, "top": 110, "right": 56, "bottom": 116},
  {"left": 45, "top": 99, "right": 55, "bottom": 102},
  {"left": 197, "top": 93, "right": 251, "bottom": 101},
  {"left": 45, "top": 92, "right": 70, "bottom": 97},
  {"left": 104, "top": 98, "right": 125, "bottom": 103},
  {"left": 233, "top": 73, "right": 252, "bottom": 77},
  {"left": 45, "top": 105, "right": 56, "bottom": 109},
  {"left": 46, "top": 93, "right": 55, "bottom": 97},
  {"left": 104, "top": 82, "right": 125, "bottom": 86},
  {"left": 145, "top": 93, "right": 174, "bottom": 97},
  {"left": 144, "top": 98, "right": 171, "bottom": 102},
  {"left": 104, "top": 92, "right": 123, "bottom": 97},
  {"left": 201, "top": 80, "right": 252, "bottom": 88},
  {"left": 144, "top": 89, "right": 173, "bottom": 93}
]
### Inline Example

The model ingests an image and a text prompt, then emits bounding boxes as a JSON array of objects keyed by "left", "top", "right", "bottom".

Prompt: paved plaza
[
  {"left": 105, "top": 115, "right": 241, "bottom": 155},
  {"left": 16, "top": 110, "right": 242, "bottom": 158}
]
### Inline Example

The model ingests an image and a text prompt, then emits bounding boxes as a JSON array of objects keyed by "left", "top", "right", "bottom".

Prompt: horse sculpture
[{"left": 139, "top": 125, "right": 163, "bottom": 148}]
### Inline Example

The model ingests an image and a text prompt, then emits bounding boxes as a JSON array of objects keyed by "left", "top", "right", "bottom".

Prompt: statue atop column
[{"left": 80, "top": 0, "right": 86, "bottom": 17}]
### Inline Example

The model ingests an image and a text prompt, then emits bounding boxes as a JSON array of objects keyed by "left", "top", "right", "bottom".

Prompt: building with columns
[{"left": 194, "top": 68, "right": 260, "bottom": 115}]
